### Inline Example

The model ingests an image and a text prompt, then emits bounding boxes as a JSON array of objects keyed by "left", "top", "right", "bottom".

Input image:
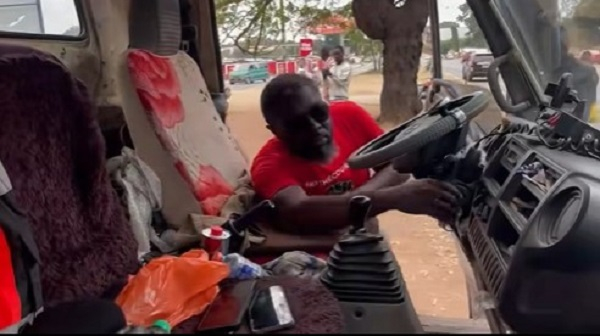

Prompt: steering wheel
[{"left": 347, "top": 91, "right": 491, "bottom": 169}]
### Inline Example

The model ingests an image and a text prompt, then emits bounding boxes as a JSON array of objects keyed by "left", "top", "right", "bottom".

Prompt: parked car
[
  {"left": 461, "top": 51, "right": 494, "bottom": 82},
  {"left": 579, "top": 50, "right": 600, "bottom": 64},
  {"left": 228, "top": 63, "right": 269, "bottom": 84}
]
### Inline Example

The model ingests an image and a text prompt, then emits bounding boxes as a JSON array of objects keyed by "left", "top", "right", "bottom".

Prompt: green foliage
[
  {"left": 560, "top": 0, "right": 600, "bottom": 49},
  {"left": 561, "top": 0, "right": 579, "bottom": 17},
  {"left": 573, "top": 0, "right": 600, "bottom": 18},
  {"left": 216, "top": 0, "right": 350, "bottom": 56},
  {"left": 456, "top": 3, "right": 487, "bottom": 48}
]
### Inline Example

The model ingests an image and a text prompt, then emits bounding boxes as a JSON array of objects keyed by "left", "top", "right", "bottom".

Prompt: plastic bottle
[
  {"left": 223, "top": 253, "right": 266, "bottom": 280},
  {"left": 148, "top": 320, "right": 171, "bottom": 334},
  {"left": 118, "top": 320, "right": 171, "bottom": 334}
]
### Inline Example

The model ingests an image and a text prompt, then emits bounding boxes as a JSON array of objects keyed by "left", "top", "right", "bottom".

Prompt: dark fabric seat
[{"left": 0, "top": 44, "right": 139, "bottom": 307}]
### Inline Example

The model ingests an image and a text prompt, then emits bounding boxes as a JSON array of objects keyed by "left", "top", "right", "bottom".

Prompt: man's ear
[{"left": 266, "top": 124, "right": 275, "bottom": 135}]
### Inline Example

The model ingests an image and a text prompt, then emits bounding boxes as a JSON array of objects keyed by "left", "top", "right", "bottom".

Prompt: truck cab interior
[{"left": 2, "top": 0, "right": 600, "bottom": 334}]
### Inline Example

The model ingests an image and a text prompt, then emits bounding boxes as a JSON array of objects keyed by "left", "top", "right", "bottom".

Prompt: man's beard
[{"left": 290, "top": 141, "right": 336, "bottom": 164}]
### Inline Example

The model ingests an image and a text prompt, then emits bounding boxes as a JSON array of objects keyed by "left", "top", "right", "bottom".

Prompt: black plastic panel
[{"left": 471, "top": 132, "right": 600, "bottom": 333}]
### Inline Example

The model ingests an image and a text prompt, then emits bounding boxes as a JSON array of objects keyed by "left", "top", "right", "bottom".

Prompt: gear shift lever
[
  {"left": 321, "top": 195, "right": 423, "bottom": 334},
  {"left": 349, "top": 196, "right": 372, "bottom": 234}
]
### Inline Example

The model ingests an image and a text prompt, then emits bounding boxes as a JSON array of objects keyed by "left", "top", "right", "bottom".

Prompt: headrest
[
  {"left": 129, "top": 0, "right": 182, "bottom": 56},
  {"left": 0, "top": 160, "right": 10, "bottom": 196}
]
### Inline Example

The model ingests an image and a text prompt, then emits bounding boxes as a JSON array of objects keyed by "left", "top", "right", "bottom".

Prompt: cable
[{"left": 534, "top": 111, "right": 600, "bottom": 162}]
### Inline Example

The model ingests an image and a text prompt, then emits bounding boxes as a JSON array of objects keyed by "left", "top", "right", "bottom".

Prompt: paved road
[
  {"left": 229, "top": 62, "right": 374, "bottom": 92},
  {"left": 227, "top": 59, "right": 501, "bottom": 97}
]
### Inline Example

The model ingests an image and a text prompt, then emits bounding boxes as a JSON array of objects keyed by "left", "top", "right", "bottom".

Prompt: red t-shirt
[{"left": 251, "top": 101, "right": 384, "bottom": 199}]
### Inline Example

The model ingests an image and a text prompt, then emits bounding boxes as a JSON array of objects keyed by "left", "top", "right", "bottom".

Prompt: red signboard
[
  {"left": 286, "top": 61, "right": 296, "bottom": 74},
  {"left": 276, "top": 62, "right": 286, "bottom": 74},
  {"left": 224, "top": 59, "right": 322, "bottom": 80},
  {"left": 299, "top": 38, "right": 313, "bottom": 57}
]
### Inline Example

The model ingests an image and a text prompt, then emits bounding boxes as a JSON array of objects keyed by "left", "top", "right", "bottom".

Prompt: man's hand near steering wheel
[{"left": 250, "top": 74, "right": 462, "bottom": 235}]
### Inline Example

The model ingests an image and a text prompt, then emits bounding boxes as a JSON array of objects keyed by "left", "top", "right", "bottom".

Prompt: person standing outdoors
[
  {"left": 297, "top": 57, "right": 322, "bottom": 87},
  {"left": 323, "top": 45, "right": 352, "bottom": 101},
  {"left": 319, "top": 46, "right": 332, "bottom": 101}
]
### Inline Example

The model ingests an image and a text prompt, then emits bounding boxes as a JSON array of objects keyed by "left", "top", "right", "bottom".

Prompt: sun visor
[{"left": 0, "top": 161, "right": 11, "bottom": 196}]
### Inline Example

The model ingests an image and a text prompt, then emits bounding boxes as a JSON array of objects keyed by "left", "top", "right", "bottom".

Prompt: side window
[{"left": 0, "top": 0, "right": 82, "bottom": 38}]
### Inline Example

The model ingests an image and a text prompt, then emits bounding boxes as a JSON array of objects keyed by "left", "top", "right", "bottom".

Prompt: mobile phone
[
  {"left": 248, "top": 286, "right": 295, "bottom": 334},
  {"left": 196, "top": 280, "right": 256, "bottom": 333}
]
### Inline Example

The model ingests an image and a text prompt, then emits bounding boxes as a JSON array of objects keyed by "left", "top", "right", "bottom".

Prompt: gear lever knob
[{"left": 348, "top": 196, "right": 372, "bottom": 234}]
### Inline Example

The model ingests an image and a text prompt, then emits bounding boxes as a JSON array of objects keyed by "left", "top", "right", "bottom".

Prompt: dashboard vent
[
  {"left": 501, "top": 141, "right": 527, "bottom": 170},
  {"left": 468, "top": 217, "right": 507, "bottom": 298}
]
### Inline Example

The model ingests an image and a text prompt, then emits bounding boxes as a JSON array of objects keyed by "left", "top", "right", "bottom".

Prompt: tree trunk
[
  {"left": 380, "top": 34, "right": 425, "bottom": 124},
  {"left": 353, "top": 0, "right": 430, "bottom": 124}
]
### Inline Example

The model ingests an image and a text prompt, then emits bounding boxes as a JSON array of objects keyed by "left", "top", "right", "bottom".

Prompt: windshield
[{"left": 493, "top": 0, "right": 600, "bottom": 121}]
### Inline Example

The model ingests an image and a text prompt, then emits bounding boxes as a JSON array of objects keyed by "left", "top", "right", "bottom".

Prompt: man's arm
[
  {"left": 251, "top": 151, "right": 399, "bottom": 235},
  {"left": 328, "top": 63, "right": 352, "bottom": 87},
  {"left": 355, "top": 165, "right": 410, "bottom": 194},
  {"left": 311, "top": 66, "right": 323, "bottom": 87},
  {"left": 271, "top": 185, "right": 400, "bottom": 235},
  {"left": 272, "top": 177, "right": 461, "bottom": 235},
  {"left": 252, "top": 153, "right": 459, "bottom": 235}
]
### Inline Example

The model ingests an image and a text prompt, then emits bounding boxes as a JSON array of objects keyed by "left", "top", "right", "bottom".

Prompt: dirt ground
[{"left": 226, "top": 73, "right": 470, "bottom": 319}]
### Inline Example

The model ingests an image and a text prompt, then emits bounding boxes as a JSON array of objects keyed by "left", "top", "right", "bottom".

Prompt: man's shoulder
[
  {"left": 330, "top": 100, "right": 365, "bottom": 118},
  {"left": 251, "top": 138, "right": 290, "bottom": 169},
  {"left": 330, "top": 101, "right": 379, "bottom": 137}
]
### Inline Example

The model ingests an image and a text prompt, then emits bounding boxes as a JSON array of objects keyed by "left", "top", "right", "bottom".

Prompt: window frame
[{"left": 0, "top": 0, "right": 87, "bottom": 41}]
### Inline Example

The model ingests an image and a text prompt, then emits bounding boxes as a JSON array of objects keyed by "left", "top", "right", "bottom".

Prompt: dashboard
[{"left": 463, "top": 128, "right": 600, "bottom": 333}]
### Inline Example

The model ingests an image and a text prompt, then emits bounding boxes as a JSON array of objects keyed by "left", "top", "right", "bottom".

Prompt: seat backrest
[
  {"left": 0, "top": 44, "right": 139, "bottom": 307},
  {"left": 119, "top": 0, "right": 250, "bottom": 234}
]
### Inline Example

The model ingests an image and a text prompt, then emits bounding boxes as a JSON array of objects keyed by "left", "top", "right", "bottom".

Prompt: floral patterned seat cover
[{"left": 125, "top": 49, "right": 249, "bottom": 220}]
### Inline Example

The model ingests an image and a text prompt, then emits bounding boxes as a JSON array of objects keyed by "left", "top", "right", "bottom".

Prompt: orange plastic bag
[{"left": 116, "top": 249, "right": 229, "bottom": 327}]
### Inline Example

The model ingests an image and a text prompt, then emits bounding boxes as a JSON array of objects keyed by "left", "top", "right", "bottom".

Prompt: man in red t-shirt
[{"left": 251, "top": 74, "right": 459, "bottom": 234}]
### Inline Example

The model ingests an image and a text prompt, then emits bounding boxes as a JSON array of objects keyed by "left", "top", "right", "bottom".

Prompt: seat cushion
[
  {"left": 126, "top": 49, "right": 248, "bottom": 217},
  {"left": 0, "top": 44, "right": 138, "bottom": 306}
]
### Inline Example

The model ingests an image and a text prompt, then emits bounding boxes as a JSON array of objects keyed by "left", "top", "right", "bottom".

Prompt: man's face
[
  {"left": 332, "top": 49, "right": 344, "bottom": 64},
  {"left": 270, "top": 86, "right": 334, "bottom": 163}
]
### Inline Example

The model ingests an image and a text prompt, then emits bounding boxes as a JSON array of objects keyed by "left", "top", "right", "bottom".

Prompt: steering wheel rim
[
  {"left": 347, "top": 91, "right": 490, "bottom": 169},
  {"left": 423, "top": 79, "right": 462, "bottom": 112}
]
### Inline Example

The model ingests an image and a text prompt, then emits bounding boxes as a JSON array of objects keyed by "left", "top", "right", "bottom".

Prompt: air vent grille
[{"left": 468, "top": 218, "right": 507, "bottom": 298}]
